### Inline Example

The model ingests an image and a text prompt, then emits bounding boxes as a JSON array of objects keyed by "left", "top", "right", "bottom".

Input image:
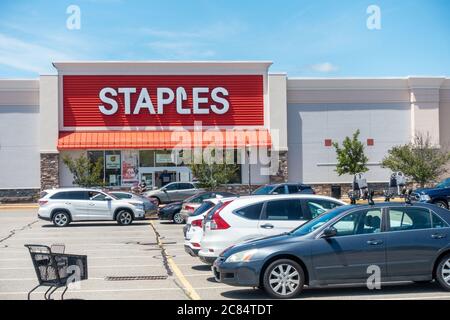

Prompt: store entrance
[{"left": 155, "top": 171, "right": 177, "bottom": 188}]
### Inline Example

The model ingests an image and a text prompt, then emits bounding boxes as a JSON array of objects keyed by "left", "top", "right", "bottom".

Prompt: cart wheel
[
  {"left": 52, "top": 211, "right": 70, "bottom": 227},
  {"left": 117, "top": 210, "right": 134, "bottom": 226}
]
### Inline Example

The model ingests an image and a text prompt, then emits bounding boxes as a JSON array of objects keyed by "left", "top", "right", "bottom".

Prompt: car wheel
[
  {"left": 52, "top": 211, "right": 70, "bottom": 227},
  {"left": 436, "top": 254, "right": 450, "bottom": 291},
  {"left": 434, "top": 200, "right": 449, "bottom": 209},
  {"left": 263, "top": 259, "right": 305, "bottom": 299},
  {"left": 116, "top": 210, "right": 134, "bottom": 226},
  {"left": 173, "top": 212, "right": 184, "bottom": 224}
]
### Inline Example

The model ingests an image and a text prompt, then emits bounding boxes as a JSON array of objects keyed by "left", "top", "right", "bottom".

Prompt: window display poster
[
  {"left": 122, "top": 150, "right": 139, "bottom": 185},
  {"left": 106, "top": 154, "right": 120, "bottom": 169}
]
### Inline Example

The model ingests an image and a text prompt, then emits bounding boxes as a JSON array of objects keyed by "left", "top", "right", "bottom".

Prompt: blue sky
[{"left": 0, "top": 0, "right": 449, "bottom": 78}]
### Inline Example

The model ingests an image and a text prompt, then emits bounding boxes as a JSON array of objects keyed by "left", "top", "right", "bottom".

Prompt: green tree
[
  {"left": 332, "top": 129, "right": 369, "bottom": 176},
  {"left": 62, "top": 154, "right": 105, "bottom": 187},
  {"left": 189, "top": 149, "right": 239, "bottom": 190},
  {"left": 381, "top": 133, "right": 450, "bottom": 187}
]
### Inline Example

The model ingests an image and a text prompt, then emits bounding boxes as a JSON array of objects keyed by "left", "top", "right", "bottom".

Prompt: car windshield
[
  {"left": 436, "top": 179, "right": 450, "bottom": 188},
  {"left": 290, "top": 206, "right": 350, "bottom": 236},
  {"left": 252, "top": 185, "right": 274, "bottom": 195}
]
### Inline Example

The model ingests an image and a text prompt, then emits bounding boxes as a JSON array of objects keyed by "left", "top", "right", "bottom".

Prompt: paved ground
[{"left": 1, "top": 208, "right": 450, "bottom": 300}]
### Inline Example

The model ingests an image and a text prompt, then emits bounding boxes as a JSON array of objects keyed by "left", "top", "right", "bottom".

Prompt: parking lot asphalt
[{"left": 1, "top": 208, "right": 450, "bottom": 300}]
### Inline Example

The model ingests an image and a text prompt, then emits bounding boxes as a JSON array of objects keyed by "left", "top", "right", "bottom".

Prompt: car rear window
[
  {"left": 192, "top": 201, "right": 215, "bottom": 217},
  {"left": 205, "top": 202, "right": 227, "bottom": 221},
  {"left": 234, "top": 202, "right": 264, "bottom": 220},
  {"left": 179, "top": 183, "right": 194, "bottom": 190},
  {"left": 40, "top": 191, "right": 48, "bottom": 198},
  {"left": 51, "top": 191, "right": 88, "bottom": 200}
]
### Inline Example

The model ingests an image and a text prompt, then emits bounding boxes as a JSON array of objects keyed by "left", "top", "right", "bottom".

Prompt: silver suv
[
  {"left": 143, "top": 182, "right": 201, "bottom": 205},
  {"left": 38, "top": 188, "right": 146, "bottom": 227}
]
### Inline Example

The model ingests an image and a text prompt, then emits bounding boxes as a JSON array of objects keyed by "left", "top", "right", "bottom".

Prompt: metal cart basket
[{"left": 24, "top": 244, "right": 88, "bottom": 300}]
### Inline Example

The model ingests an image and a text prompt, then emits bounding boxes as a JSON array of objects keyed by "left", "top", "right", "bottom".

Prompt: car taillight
[
  {"left": 192, "top": 242, "right": 201, "bottom": 248},
  {"left": 210, "top": 201, "right": 232, "bottom": 230},
  {"left": 185, "top": 205, "right": 195, "bottom": 213},
  {"left": 191, "top": 219, "right": 202, "bottom": 228},
  {"left": 38, "top": 200, "right": 48, "bottom": 206}
]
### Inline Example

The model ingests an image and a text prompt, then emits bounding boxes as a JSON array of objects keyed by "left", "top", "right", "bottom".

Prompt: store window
[
  {"left": 105, "top": 150, "right": 121, "bottom": 186},
  {"left": 139, "top": 150, "right": 155, "bottom": 167},
  {"left": 122, "top": 150, "right": 139, "bottom": 186},
  {"left": 155, "top": 150, "right": 176, "bottom": 167}
]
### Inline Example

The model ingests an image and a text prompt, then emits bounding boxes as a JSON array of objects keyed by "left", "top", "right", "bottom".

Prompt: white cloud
[
  {"left": 310, "top": 62, "right": 339, "bottom": 73},
  {"left": 0, "top": 33, "right": 74, "bottom": 74},
  {"left": 141, "top": 22, "right": 244, "bottom": 59}
]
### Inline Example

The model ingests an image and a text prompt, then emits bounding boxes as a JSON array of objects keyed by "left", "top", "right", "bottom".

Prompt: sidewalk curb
[{"left": 0, "top": 205, "right": 38, "bottom": 210}]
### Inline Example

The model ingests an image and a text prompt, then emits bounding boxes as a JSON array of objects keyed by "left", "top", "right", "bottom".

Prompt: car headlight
[
  {"left": 225, "top": 249, "right": 258, "bottom": 263},
  {"left": 420, "top": 194, "right": 431, "bottom": 201}
]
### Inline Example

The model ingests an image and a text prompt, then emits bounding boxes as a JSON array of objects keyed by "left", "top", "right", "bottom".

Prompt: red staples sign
[{"left": 62, "top": 75, "right": 264, "bottom": 127}]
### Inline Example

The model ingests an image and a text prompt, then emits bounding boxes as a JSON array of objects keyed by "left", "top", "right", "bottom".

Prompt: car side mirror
[{"left": 321, "top": 227, "right": 337, "bottom": 238}]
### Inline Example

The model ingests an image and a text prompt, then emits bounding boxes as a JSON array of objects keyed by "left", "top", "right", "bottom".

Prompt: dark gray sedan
[{"left": 213, "top": 202, "right": 450, "bottom": 299}]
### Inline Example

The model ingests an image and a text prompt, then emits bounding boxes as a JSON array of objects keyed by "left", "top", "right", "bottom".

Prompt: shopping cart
[{"left": 24, "top": 244, "right": 88, "bottom": 300}]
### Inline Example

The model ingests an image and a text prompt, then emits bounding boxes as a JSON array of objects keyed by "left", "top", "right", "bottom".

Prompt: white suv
[
  {"left": 38, "top": 188, "right": 146, "bottom": 227},
  {"left": 198, "top": 195, "right": 346, "bottom": 264}
]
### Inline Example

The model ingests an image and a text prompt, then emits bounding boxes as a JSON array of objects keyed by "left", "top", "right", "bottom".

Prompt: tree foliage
[
  {"left": 62, "top": 154, "right": 105, "bottom": 187},
  {"left": 189, "top": 149, "right": 239, "bottom": 190},
  {"left": 332, "top": 129, "right": 369, "bottom": 176},
  {"left": 381, "top": 133, "right": 450, "bottom": 187}
]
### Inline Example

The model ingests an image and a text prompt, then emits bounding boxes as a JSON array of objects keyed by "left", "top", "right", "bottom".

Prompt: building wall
[
  {"left": 287, "top": 78, "right": 413, "bottom": 184},
  {"left": 287, "top": 103, "right": 411, "bottom": 184},
  {"left": 0, "top": 80, "right": 40, "bottom": 190}
]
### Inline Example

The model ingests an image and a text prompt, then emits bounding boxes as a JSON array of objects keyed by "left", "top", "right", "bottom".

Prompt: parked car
[
  {"left": 38, "top": 188, "right": 147, "bottom": 227},
  {"left": 198, "top": 195, "right": 345, "bottom": 264},
  {"left": 413, "top": 178, "right": 450, "bottom": 209},
  {"left": 158, "top": 201, "right": 184, "bottom": 224},
  {"left": 143, "top": 182, "right": 201, "bottom": 205},
  {"left": 213, "top": 202, "right": 450, "bottom": 299},
  {"left": 184, "top": 197, "right": 238, "bottom": 257},
  {"left": 252, "top": 183, "right": 314, "bottom": 195},
  {"left": 184, "top": 199, "right": 223, "bottom": 257},
  {"left": 179, "top": 191, "right": 237, "bottom": 222},
  {"left": 109, "top": 191, "right": 158, "bottom": 215}
]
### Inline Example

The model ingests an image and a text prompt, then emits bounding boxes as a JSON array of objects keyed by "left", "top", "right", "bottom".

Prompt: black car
[
  {"left": 253, "top": 183, "right": 314, "bottom": 196},
  {"left": 213, "top": 202, "right": 450, "bottom": 299},
  {"left": 158, "top": 202, "right": 184, "bottom": 223},
  {"left": 413, "top": 178, "right": 450, "bottom": 209}
]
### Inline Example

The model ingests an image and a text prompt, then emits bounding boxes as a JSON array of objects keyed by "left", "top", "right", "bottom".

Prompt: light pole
[{"left": 246, "top": 144, "right": 252, "bottom": 195}]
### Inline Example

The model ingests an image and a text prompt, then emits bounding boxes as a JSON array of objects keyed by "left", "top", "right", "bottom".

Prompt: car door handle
[
  {"left": 367, "top": 239, "right": 383, "bottom": 245},
  {"left": 89, "top": 203, "right": 95, "bottom": 206},
  {"left": 65, "top": 202, "right": 71, "bottom": 205},
  {"left": 260, "top": 224, "right": 274, "bottom": 229},
  {"left": 431, "top": 233, "right": 447, "bottom": 239}
]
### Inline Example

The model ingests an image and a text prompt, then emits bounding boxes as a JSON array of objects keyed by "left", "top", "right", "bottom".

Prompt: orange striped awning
[{"left": 57, "top": 130, "right": 272, "bottom": 150}]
